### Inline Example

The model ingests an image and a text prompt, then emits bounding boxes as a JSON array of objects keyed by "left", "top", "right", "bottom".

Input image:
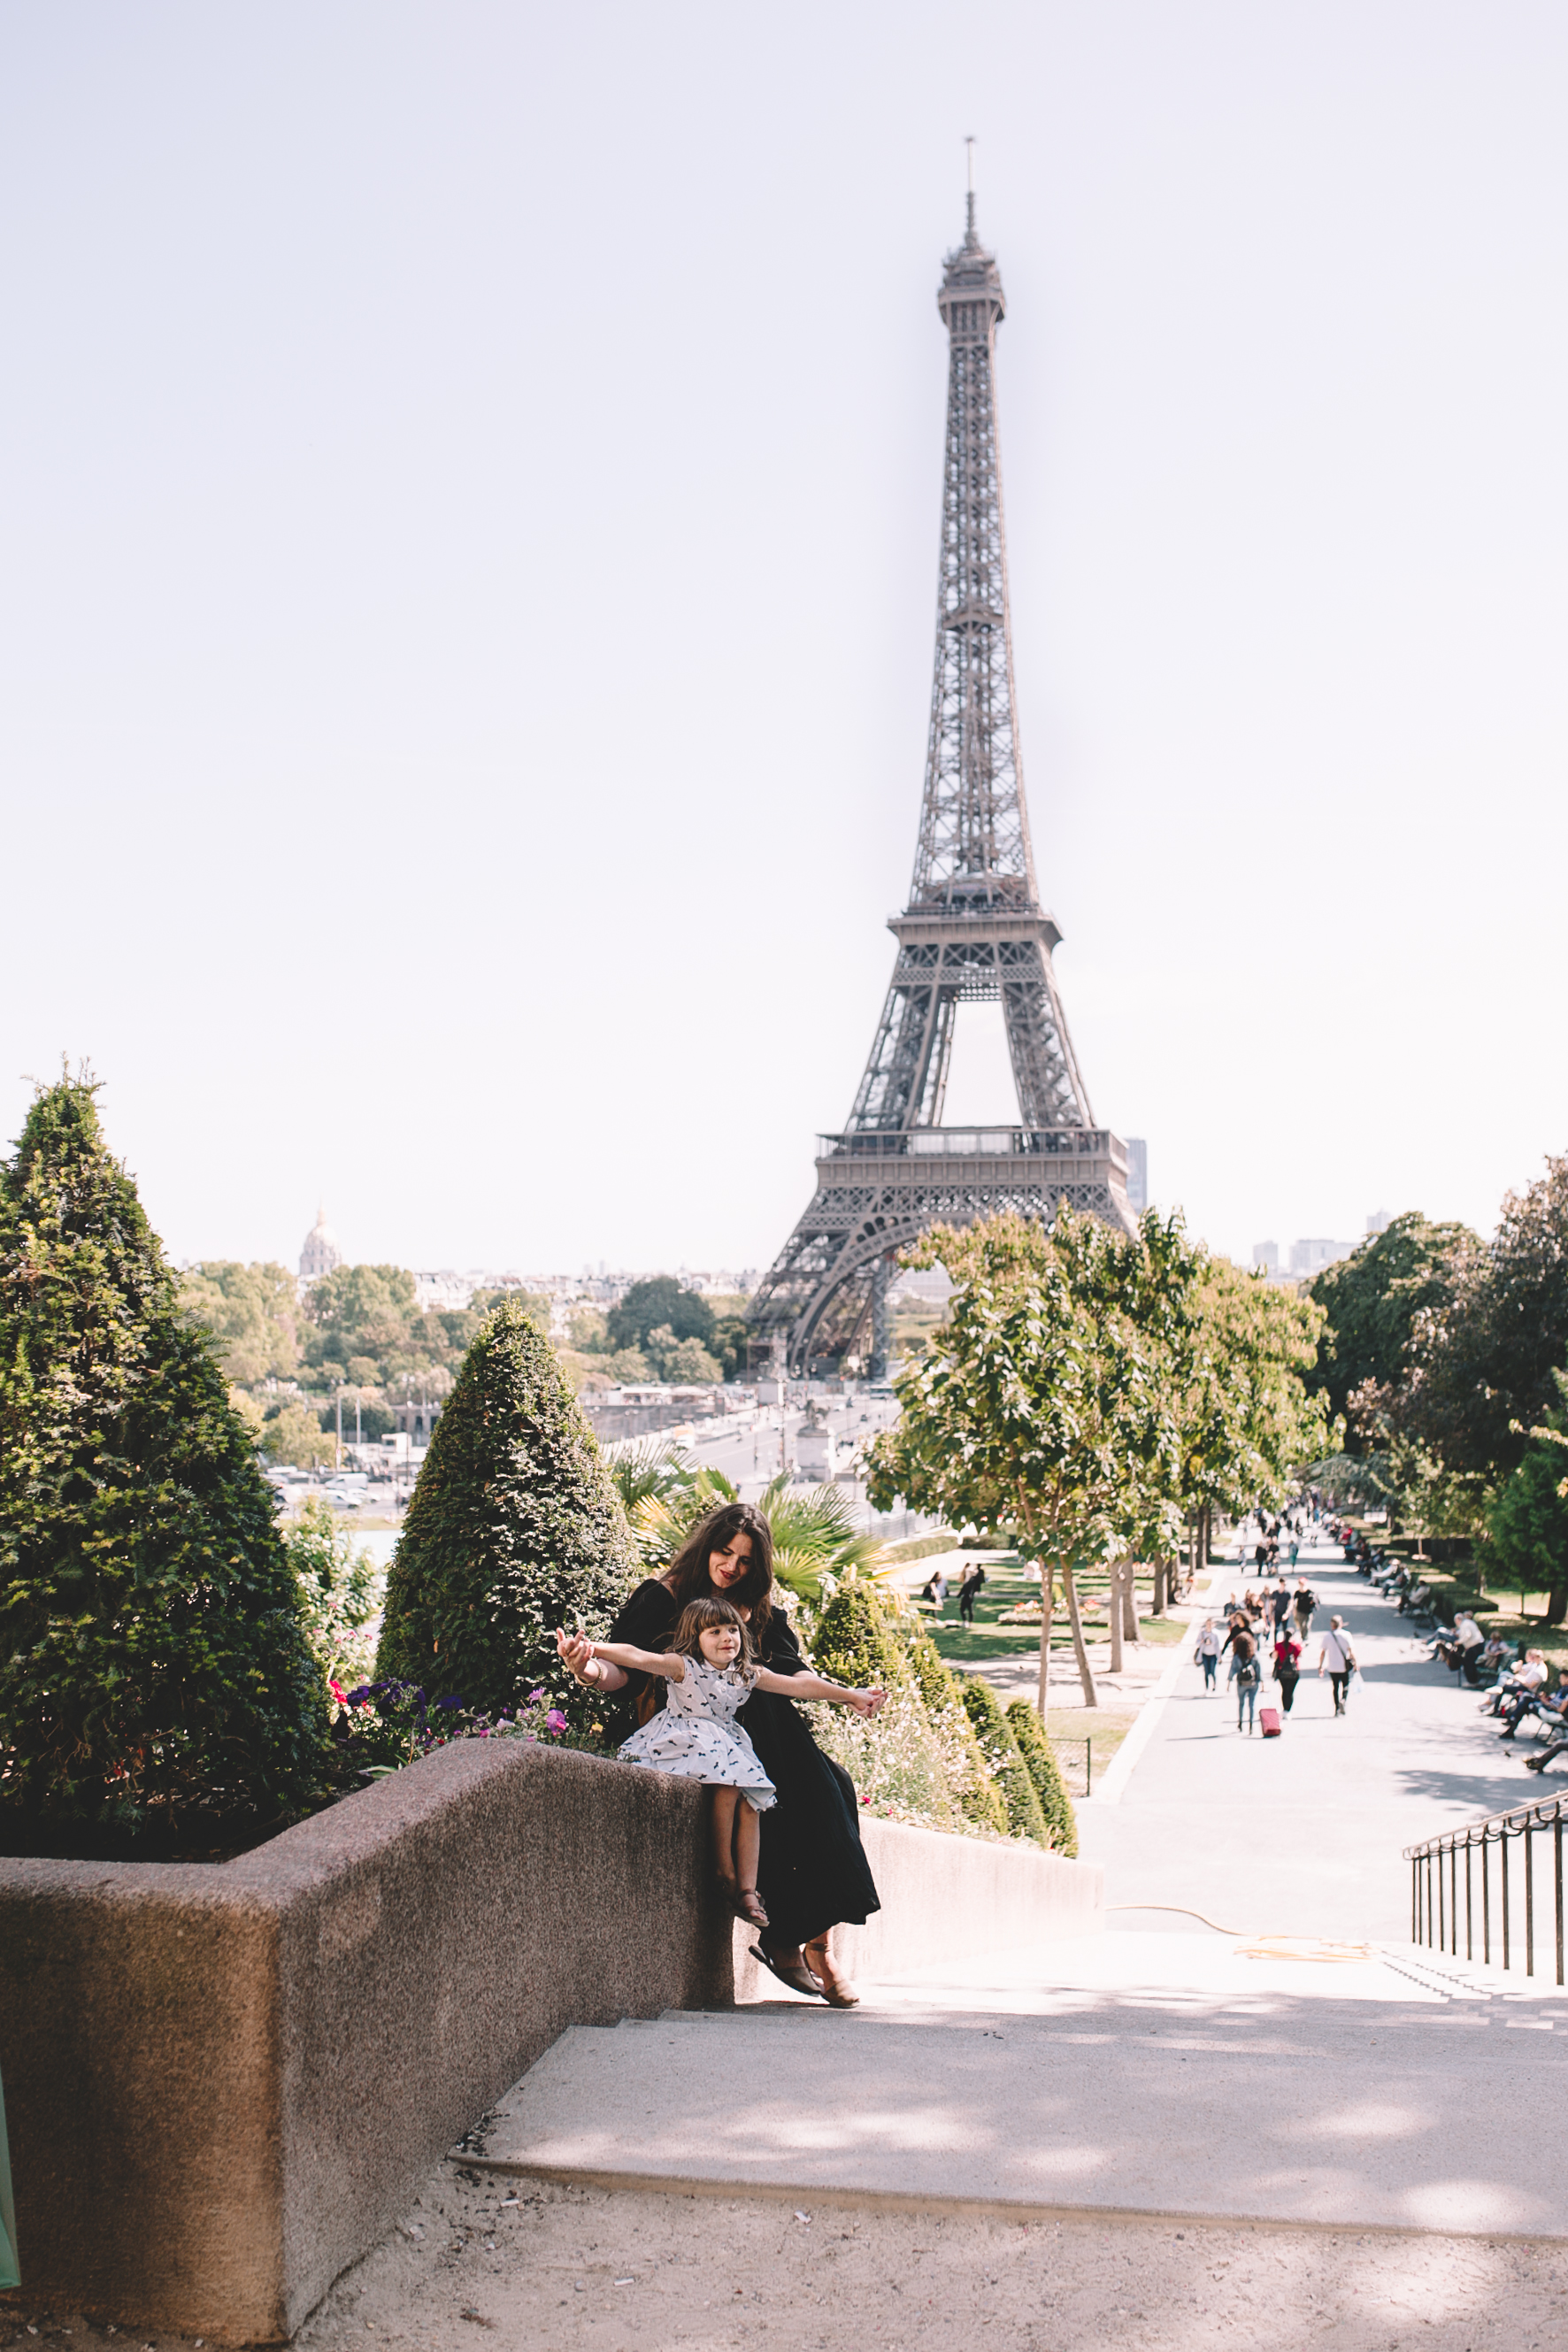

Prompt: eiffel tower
[{"left": 749, "top": 180, "right": 1135, "bottom": 1376}]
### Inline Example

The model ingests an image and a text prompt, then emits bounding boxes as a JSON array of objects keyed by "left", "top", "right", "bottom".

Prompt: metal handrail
[{"left": 1403, "top": 1791, "right": 1567, "bottom": 1984}]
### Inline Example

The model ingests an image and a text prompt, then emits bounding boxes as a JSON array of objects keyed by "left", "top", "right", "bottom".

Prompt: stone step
[{"left": 458, "top": 1976, "right": 1568, "bottom": 2241}]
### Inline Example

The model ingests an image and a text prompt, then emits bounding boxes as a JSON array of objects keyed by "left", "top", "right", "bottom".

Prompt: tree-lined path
[{"left": 1080, "top": 1528, "right": 1544, "bottom": 1943}]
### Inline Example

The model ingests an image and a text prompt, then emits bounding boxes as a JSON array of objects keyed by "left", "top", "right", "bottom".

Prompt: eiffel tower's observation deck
[{"left": 750, "top": 186, "right": 1134, "bottom": 1373}]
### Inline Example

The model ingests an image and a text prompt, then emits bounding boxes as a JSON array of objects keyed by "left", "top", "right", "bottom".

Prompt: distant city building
[
  {"left": 1125, "top": 1139, "right": 1149, "bottom": 1216},
  {"left": 1289, "top": 1237, "right": 1357, "bottom": 1276},
  {"left": 1251, "top": 1241, "right": 1280, "bottom": 1274},
  {"left": 299, "top": 1207, "right": 342, "bottom": 1285},
  {"left": 1365, "top": 1209, "right": 1392, "bottom": 1236}
]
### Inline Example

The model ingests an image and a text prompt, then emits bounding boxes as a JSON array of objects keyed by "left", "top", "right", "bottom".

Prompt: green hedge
[
  {"left": 909, "top": 1634, "right": 1009, "bottom": 1836},
  {"left": 1004, "top": 1698, "right": 1079, "bottom": 1856},
  {"left": 958, "top": 1672, "right": 1049, "bottom": 1846}
]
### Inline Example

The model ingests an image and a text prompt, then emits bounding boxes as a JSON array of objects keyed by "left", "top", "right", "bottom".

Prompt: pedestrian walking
[
  {"left": 1318, "top": 1617, "right": 1357, "bottom": 1717},
  {"left": 1229, "top": 1626, "right": 1262, "bottom": 1733},
  {"left": 1194, "top": 1617, "right": 1221, "bottom": 1691},
  {"left": 1272, "top": 1628, "right": 1303, "bottom": 1714},
  {"left": 1293, "top": 1578, "right": 1316, "bottom": 1641},
  {"left": 1270, "top": 1579, "right": 1293, "bottom": 1635},
  {"left": 957, "top": 1563, "right": 986, "bottom": 1624}
]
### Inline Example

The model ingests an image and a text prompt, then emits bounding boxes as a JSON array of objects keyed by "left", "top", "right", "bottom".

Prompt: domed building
[{"left": 299, "top": 1206, "right": 342, "bottom": 1285}]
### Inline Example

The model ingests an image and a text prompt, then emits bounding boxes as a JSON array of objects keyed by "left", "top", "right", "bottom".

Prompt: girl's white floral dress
[{"left": 619, "top": 1656, "right": 777, "bottom": 1813}]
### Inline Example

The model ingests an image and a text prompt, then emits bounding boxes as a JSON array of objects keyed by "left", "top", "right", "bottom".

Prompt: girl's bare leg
[
  {"left": 712, "top": 1788, "right": 767, "bottom": 1925},
  {"left": 711, "top": 1787, "right": 740, "bottom": 1890},
  {"left": 734, "top": 1798, "right": 761, "bottom": 1895}
]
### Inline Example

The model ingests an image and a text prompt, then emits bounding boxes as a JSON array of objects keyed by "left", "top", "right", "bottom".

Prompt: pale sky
[{"left": 4, "top": 3, "right": 1566, "bottom": 1278}]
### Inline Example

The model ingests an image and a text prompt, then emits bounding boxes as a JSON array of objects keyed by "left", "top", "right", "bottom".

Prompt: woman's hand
[
  {"left": 849, "top": 1687, "right": 887, "bottom": 1718},
  {"left": 557, "top": 1628, "right": 596, "bottom": 1683}
]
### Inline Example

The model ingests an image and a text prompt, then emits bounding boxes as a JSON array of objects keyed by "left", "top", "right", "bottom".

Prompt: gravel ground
[{"left": 10, "top": 2153, "right": 1568, "bottom": 2348}]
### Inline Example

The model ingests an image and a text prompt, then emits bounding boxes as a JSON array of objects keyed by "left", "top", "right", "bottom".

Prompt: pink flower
[
  {"left": 545, "top": 1709, "right": 568, "bottom": 1733},
  {"left": 329, "top": 1679, "right": 346, "bottom": 1703}
]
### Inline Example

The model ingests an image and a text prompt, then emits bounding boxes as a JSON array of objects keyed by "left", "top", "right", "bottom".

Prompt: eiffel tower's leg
[
  {"left": 868, "top": 1256, "right": 894, "bottom": 1380},
  {"left": 1000, "top": 941, "right": 1095, "bottom": 1131}
]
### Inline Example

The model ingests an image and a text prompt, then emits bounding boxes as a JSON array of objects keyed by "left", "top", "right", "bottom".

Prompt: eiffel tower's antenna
[{"left": 749, "top": 201, "right": 1134, "bottom": 1374}]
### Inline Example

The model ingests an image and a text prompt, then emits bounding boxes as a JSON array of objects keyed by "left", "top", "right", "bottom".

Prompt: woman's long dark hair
[{"left": 665, "top": 1502, "right": 774, "bottom": 1634}]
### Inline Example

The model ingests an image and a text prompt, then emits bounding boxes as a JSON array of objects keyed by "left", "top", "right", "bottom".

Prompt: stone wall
[{"left": 0, "top": 1742, "right": 1101, "bottom": 2344}]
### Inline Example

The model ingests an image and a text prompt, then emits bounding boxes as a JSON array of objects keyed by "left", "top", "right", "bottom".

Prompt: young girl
[{"left": 558, "top": 1596, "right": 884, "bottom": 1931}]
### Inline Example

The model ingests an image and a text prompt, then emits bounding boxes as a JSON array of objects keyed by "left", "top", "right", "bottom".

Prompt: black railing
[{"left": 1405, "top": 1792, "right": 1567, "bottom": 1984}]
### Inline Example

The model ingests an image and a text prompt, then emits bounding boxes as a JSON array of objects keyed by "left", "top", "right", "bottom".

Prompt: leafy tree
[
  {"left": 866, "top": 1210, "right": 1194, "bottom": 1709},
  {"left": 1385, "top": 1157, "right": 1568, "bottom": 1483},
  {"left": 0, "top": 1074, "right": 331, "bottom": 1852},
  {"left": 262, "top": 1402, "right": 338, "bottom": 1468},
  {"left": 607, "top": 1276, "right": 716, "bottom": 1354},
  {"left": 1004, "top": 1698, "right": 1078, "bottom": 1856},
  {"left": 181, "top": 1260, "right": 301, "bottom": 1387},
  {"left": 375, "top": 1298, "right": 638, "bottom": 1724},
  {"left": 1308, "top": 1214, "right": 1475, "bottom": 1444},
  {"left": 711, "top": 1315, "right": 752, "bottom": 1380},
  {"left": 647, "top": 1327, "right": 723, "bottom": 1384},
  {"left": 957, "top": 1672, "right": 1049, "bottom": 1845},
  {"left": 1485, "top": 1371, "right": 1568, "bottom": 1623},
  {"left": 1174, "top": 1257, "right": 1333, "bottom": 1560},
  {"left": 304, "top": 1263, "right": 419, "bottom": 1383}
]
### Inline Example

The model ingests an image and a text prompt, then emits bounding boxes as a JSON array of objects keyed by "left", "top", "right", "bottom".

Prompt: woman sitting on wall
[{"left": 558, "top": 1501, "right": 883, "bottom": 2008}]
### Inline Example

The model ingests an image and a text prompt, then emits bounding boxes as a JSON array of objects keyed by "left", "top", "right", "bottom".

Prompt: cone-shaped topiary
[
  {"left": 958, "top": 1672, "right": 1049, "bottom": 1846},
  {"left": 811, "top": 1573, "right": 911, "bottom": 1691},
  {"left": 908, "top": 1633, "right": 1009, "bottom": 1836},
  {"left": 375, "top": 1297, "right": 637, "bottom": 1725},
  {"left": 0, "top": 1073, "right": 332, "bottom": 1855},
  {"left": 1004, "top": 1698, "right": 1079, "bottom": 1856}
]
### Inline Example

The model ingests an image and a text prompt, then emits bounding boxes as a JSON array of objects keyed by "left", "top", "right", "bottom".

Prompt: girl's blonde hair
[{"left": 669, "top": 1595, "right": 754, "bottom": 1671}]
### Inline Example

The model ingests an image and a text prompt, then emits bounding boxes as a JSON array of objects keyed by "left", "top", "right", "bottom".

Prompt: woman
[
  {"left": 1228, "top": 1623, "right": 1261, "bottom": 1734},
  {"left": 559, "top": 1500, "right": 884, "bottom": 2008}
]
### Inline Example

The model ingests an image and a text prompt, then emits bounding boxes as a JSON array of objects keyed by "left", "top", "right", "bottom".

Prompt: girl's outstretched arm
[
  {"left": 554, "top": 1628, "right": 684, "bottom": 1684},
  {"left": 753, "top": 1665, "right": 886, "bottom": 1716},
  {"left": 574, "top": 1631, "right": 686, "bottom": 1682}
]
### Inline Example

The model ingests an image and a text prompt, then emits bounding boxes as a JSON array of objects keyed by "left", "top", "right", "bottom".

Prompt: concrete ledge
[
  {"left": 0, "top": 1750, "right": 1102, "bottom": 2341},
  {"left": 0, "top": 1742, "right": 731, "bottom": 2342},
  {"left": 733, "top": 1818, "right": 1102, "bottom": 1998}
]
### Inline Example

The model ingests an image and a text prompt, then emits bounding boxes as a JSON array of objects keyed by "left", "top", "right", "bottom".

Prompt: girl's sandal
[{"left": 734, "top": 1887, "right": 770, "bottom": 1929}]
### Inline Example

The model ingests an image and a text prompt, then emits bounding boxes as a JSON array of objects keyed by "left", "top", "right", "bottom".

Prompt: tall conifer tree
[
  {"left": 0, "top": 1074, "right": 330, "bottom": 1850},
  {"left": 375, "top": 1298, "right": 637, "bottom": 1721}
]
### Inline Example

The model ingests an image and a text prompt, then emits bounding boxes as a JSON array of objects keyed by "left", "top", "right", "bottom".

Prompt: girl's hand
[{"left": 849, "top": 1687, "right": 887, "bottom": 1718}]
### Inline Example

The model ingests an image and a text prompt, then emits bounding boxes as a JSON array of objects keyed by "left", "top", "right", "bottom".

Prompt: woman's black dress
[{"left": 606, "top": 1578, "right": 880, "bottom": 1950}]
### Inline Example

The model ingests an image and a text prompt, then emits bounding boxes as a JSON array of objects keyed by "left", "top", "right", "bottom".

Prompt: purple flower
[
  {"left": 545, "top": 1709, "right": 567, "bottom": 1733},
  {"left": 527, "top": 1687, "right": 546, "bottom": 1703}
]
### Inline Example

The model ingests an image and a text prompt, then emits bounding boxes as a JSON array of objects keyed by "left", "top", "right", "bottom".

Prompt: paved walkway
[{"left": 1080, "top": 1535, "right": 1545, "bottom": 1942}]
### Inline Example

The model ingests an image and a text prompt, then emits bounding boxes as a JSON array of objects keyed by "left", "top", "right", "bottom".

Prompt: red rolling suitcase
[{"left": 1259, "top": 1707, "right": 1282, "bottom": 1737}]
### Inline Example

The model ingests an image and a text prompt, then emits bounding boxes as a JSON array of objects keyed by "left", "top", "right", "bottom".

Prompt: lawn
[{"left": 919, "top": 1556, "right": 1188, "bottom": 1664}]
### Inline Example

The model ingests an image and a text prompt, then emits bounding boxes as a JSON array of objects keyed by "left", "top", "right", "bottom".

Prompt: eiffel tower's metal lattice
[{"left": 749, "top": 188, "right": 1134, "bottom": 1375}]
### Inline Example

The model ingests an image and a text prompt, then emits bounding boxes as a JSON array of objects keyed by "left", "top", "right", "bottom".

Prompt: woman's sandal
[
  {"left": 803, "top": 1937, "right": 860, "bottom": 2009},
  {"left": 734, "top": 1887, "right": 770, "bottom": 1929},
  {"left": 749, "top": 1944, "right": 826, "bottom": 2000}
]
